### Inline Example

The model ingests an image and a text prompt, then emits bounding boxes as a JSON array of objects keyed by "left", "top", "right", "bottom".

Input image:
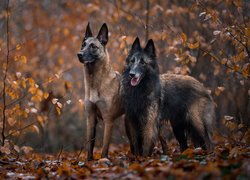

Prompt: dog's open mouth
[
  {"left": 131, "top": 74, "right": 142, "bottom": 86},
  {"left": 84, "top": 60, "right": 95, "bottom": 64}
]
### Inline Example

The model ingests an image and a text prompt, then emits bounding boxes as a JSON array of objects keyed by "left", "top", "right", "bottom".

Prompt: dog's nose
[
  {"left": 77, "top": 52, "right": 83, "bottom": 60},
  {"left": 129, "top": 71, "right": 136, "bottom": 78}
]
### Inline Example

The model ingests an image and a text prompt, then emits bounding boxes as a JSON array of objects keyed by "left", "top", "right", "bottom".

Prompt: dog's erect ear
[
  {"left": 131, "top": 37, "right": 141, "bottom": 52},
  {"left": 97, "top": 23, "right": 108, "bottom": 46},
  {"left": 144, "top": 39, "right": 156, "bottom": 57},
  {"left": 85, "top": 22, "right": 93, "bottom": 40}
]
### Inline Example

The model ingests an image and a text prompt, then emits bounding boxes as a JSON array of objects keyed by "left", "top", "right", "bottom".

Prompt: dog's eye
[
  {"left": 90, "top": 43, "right": 98, "bottom": 49},
  {"left": 130, "top": 58, "right": 135, "bottom": 63},
  {"left": 141, "top": 61, "right": 146, "bottom": 65},
  {"left": 82, "top": 42, "right": 86, "bottom": 48}
]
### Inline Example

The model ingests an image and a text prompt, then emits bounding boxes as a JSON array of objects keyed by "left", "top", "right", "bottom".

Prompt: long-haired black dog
[
  {"left": 121, "top": 37, "right": 215, "bottom": 156},
  {"left": 121, "top": 38, "right": 161, "bottom": 155}
]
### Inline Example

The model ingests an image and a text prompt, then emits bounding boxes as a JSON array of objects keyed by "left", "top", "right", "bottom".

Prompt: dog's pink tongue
[{"left": 131, "top": 77, "right": 139, "bottom": 86}]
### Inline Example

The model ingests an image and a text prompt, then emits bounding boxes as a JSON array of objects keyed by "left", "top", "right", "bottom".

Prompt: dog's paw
[{"left": 98, "top": 158, "right": 112, "bottom": 166}]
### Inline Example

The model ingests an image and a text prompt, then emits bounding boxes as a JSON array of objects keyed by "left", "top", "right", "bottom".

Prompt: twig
[
  {"left": 5, "top": 121, "right": 37, "bottom": 139},
  {"left": 1, "top": 0, "right": 10, "bottom": 147},
  {"left": 200, "top": 48, "right": 249, "bottom": 78},
  {"left": 226, "top": 30, "right": 250, "bottom": 61},
  {"left": 57, "top": 145, "right": 63, "bottom": 162},
  {"left": 195, "top": 0, "right": 250, "bottom": 61},
  {"left": 73, "top": 137, "right": 95, "bottom": 161},
  {"left": 113, "top": 0, "right": 129, "bottom": 53},
  {"left": 42, "top": 67, "right": 74, "bottom": 86},
  {"left": 0, "top": 160, "right": 13, "bottom": 165},
  {"left": 0, "top": 31, "right": 45, "bottom": 55},
  {"left": 6, "top": 94, "right": 28, "bottom": 108},
  {"left": 109, "top": 0, "right": 145, "bottom": 27},
  {"left": 145, "top": 0, "right": 150, "bottom": 42},
  {"left": 76, "top": 146, "right": 84, "bottom": 162}
]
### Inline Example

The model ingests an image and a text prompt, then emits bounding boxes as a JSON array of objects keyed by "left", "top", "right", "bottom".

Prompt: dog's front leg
[
  {"left": 142, "top": 120, "right": 158, "bottom": 156},
  {"left": 101, "top": 120, "right": 113, "bottom": 158},
  {"left": 142, "top": 128, "right": 156, "bottom": 156},
  {"left": 142, "top": 109, "right": 158, "bottom": 156},
  {"left": 86, "top": 114, "right": 97, "bottom": 161},
  {"left": 159, "top": 120, "right": 168, "bottom": 155},
  {"left": 85, "top": 101, "right": 97, "bottom": 161},
  {"left": 125, "top": 117, "right": 142, "bottom": 155},
  {"left": 125, "top": 117, "right": 135, "bottom": 154}
]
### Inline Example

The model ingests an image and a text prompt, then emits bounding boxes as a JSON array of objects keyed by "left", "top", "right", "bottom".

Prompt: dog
[
  {"left": 121, "top": 37, "right": 215, "bottom": 156},
  {"left": 77, "top": 23, "right": 123, "bottom": 160}
]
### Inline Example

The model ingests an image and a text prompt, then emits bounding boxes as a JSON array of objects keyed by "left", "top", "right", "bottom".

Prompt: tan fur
[
  {"left": 187, "top": 97, "right": 215, "bottom": 150},
  {"left": 142, "top": 101, "right": 159, "bottom": 155},
  {"left": 160, "top": 73, "right": 209, "bottom": 95},
  {"left": 159, "top": 73, "right": 215, "bottom": 151},
  {"left": 84, "top": 51, "right": 123, "bottom": 160},
  {"left": 187, "top": 98, "right": 207, "bottom": 135}
]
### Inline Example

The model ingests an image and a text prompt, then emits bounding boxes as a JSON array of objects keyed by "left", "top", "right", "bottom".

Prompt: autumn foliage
[{"left": 0, "top": 0, "right": 249, "bottom": 179}]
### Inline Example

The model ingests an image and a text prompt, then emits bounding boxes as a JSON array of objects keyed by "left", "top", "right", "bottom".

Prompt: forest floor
[{"left": 0, "top": 140, "right": 249, "bottom": 179}]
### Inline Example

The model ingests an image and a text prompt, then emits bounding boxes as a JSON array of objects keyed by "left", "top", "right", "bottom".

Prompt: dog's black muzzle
[
  {"left": 77, "top": 51, "right": 96, "bottom": 64},
  {"left": 77, "top": 52, "right": 84, "bottom": 63},
  {"left": 129, "top": 66, "right": 143, "bottom": 78},
  {"left": 129, "top": 71, "right": 136, "bottom": 78},
  {"left": 77, "top": 52, "right": 83, "bottom": 59}
]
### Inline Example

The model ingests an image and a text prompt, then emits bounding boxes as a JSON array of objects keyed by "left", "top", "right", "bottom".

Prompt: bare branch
[
  {"left": 2, "top": 0, "right": 10, "bottom": 147},
  {"left": 5, "top": 121, "right": 37, "bottom": 139},
  {"left": 145, "top": 0, "right": 150, "bottom": 42},
  {"left": 57, "top": 145, "right": 63, "bottom": 162},
  {"left": 226, "top": 30, "right": 250, "bottom": 61},
  {"left": 200, "top": 48, "right": 249, "bottom": 78}
]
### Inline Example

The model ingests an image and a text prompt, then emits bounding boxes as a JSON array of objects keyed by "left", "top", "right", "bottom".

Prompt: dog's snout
[
  {"left": 129, "top": 71, "right": 136, "bottom": 78},
  {"left": 77, "top": 52, "right": 83, "bottom": 60}
]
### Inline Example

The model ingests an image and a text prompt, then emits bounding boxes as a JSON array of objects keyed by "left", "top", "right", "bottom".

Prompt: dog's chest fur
[
  {"left": 89, "top": 88, "right": 99, "bottom": 103},
  {"left": 84, "top": 68, "right": 118, "bottom": 102},
  {"left": 83, "top": 61, "right": 122, "bottom": 120}
]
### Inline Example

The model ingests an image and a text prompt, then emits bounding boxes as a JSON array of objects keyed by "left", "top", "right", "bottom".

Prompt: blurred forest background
[{"left": 0, "top": 0, "right": 249, "bottom": 154}]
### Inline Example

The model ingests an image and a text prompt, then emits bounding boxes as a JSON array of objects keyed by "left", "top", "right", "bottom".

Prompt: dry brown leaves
[{"left": 0, "top": 141, "right": 249, "bottom": 179}]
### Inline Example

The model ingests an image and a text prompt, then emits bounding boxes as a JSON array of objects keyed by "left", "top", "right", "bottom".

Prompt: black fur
[
  {"left": 84, "top": 22, "right": 93, "bottom": 40},
  {"left": 122, "top": 38, "right": 215, "bottom": 155},
  {"left": 159, "top": 75, "right": 214, "bottom": 151},
  {"left": 121, "top": 56, "right": 161, "bottom": 119},
  {"left": 97, "top": 23, "right": 108, "bottom": 46},
  {"left": 121, "top": 38, "right": 161, "bottom": 155}
]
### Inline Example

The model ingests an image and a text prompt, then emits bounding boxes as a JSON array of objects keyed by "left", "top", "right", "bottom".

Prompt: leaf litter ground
[{"left": 0, "top": 141, "right": 249, "bottom": 179}]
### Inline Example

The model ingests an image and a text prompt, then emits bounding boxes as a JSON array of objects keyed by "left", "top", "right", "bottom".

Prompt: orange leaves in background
[
  {"left": 15, "top": 44, "right": 21, "bottom": 50},
  {"left": 7, "top": 118, "right": 16, "bottom": 126},
  {"left": 52, "top": 98, "right": 63, "bottom": 115},
  {"left": 215, "top": 86, "right": 225, "bottom": 96},
  {"left": 28, "top": 78, "right": 44, "bottom": 102},
  {"left": 13, "top": 55, "right": 27, "bottom": 64},
  {"left": 180, "top": 32, "right": 187, "bottom": 43},
  {"left": 20, "top": 56, "right": 27, "bottom": 64},
  {"left": 0, "top": 2, "right": 249, "bottom": 179},
  {"left": 56, "top": 105, "right": 62, "bottom": 115},
  {"left": 43, "top": 92, "right": 49, "bottom": 99},
  {"left": 242, "top": 63, "right": 250, "bottom": 78},
  {"left": 187, "top": 42, "right": 199, "bottom": 49}
]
